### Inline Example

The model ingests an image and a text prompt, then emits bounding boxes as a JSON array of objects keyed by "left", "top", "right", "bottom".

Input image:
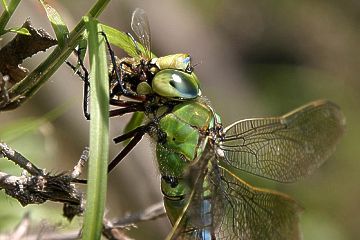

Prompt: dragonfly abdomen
[{"left": 163, "top": 167, "right": 220, "bottom": 239}]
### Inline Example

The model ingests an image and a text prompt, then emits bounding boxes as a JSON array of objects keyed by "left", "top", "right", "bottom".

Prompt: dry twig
[{"left": 0, "top": 142, "right": 166, "bottom": 239}]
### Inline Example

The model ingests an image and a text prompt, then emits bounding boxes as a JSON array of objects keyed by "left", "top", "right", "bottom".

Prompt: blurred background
[{"left": 0, "top": 0, "right": 359, "bottom": 239}]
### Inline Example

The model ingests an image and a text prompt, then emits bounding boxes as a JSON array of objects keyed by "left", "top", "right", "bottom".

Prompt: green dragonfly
[{"left": 102, "top": 8, "right": 346, "bottom": 240}]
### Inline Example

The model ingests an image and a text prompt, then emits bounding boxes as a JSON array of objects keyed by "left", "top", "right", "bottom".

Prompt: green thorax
[
  {"left": 149, "top": 99, "right": 215, "bottom": 226},
  {"left": 153, "top": 100, "right": 214, "bottom": 178}
]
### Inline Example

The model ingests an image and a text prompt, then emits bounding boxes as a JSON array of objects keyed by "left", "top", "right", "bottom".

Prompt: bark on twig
[
  {"left": 0, "top": 142, "right": 85, "bottom": 220},
  {"left": 0, "top": 142, "right": 167, "bottom": 239}
]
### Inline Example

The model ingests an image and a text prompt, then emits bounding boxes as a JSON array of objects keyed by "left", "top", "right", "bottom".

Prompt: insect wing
[
  {"left": 215, "top": 165, "right": 302, "bottom": 240},
  {"left": 167, "top": 143, "right": 302, "bottom": 239},
  {"left": 166, "top": 142, "right": 224, "bottom": 240},
  {"left": 131, "top": 8, "right": 152, "bottom": 59},
  {"left": 220, "top": 100, "right": 345, "bottom": 182}
]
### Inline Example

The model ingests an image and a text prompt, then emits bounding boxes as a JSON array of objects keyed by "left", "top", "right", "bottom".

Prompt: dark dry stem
[
  {"left": 0, "top": 142, "right": 86, "bottom": 220},
  {"left": 0, "top": 20, "right": 57, "bottom": 109},
  {"left": 0, "top": 142, "right": 166, "bottom": 238}
]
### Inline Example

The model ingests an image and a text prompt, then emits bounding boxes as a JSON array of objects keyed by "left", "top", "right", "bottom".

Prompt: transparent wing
[
  {"left": 167, "top": 143, "right": 218, "bottom": 240},
  {"left": 131, "top": 8, "right": 152, "bottom": 59},
  {"left": 215, "top": 165, "right": 302, "bottom": 240},
  {"left": 167, "top": 143, "right": 301, "bottom": 240},
  {"left": 220, "top": 100, "right": 345, "bottom": 182}
]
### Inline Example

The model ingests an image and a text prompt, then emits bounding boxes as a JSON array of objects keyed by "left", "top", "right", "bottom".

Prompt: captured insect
[{"left": 77, "top": 8, "right": 345, "bottom": 240}]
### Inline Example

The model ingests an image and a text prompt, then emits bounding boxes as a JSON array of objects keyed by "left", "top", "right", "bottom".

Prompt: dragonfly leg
[
  {"left": 66, "top": 48, "right": 91, "bottom": 120},
  {"left": 108, "top": 125, "right": 149, "bottom": 173},
  {"left": 113, "top": 124, "right": 149, "bottom": 144},
  {"left": 109, "top": 99, "right": 145, "bottom": 117},
  {"left": 100, "top": 31, "right": 136, "bottom": 98},
  {"left": 110, "top": 105, "right": 144, "bottom": 118},
  {"left": 110, "top": 99, "right": 143, "bottom": 107}
]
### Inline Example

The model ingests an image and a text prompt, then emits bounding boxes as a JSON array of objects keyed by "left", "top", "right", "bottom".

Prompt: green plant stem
[
  {"left": 0, "top": 0, "right": 21, "bottom": 34},
  {"left": 4, "top": 0, "right": 110, "bottom": 110},
  {"left": 82, "top": 17, "right": 109, "bottom": 240}
]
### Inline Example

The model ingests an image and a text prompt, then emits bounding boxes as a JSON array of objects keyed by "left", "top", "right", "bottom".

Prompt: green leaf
[
  {"left": 69, "top": 32, "right": 88, "bottom": 72},
  {"left": 39, "top": 0, "right": 69, "bottom": 47},
  {"left": 0, "top": 0, "right": 21, "bottom": 35},
  {"left": 77, "top": 33, "right": 88, "bottom": 65},
  {"left": 7, "top": 26, "right": 30, "bottom": 35},
  {"left": 82, "top": 16, "right": 109, "bottom": 240},
  {"left": 101, "top": 23, "right": 157, "bottom": 59},
  {"left": 100, "top": 23, "right": 138, "bottom": 58},
  {"left": 1, "top": 0, "right": 8, "bottom": 11}
]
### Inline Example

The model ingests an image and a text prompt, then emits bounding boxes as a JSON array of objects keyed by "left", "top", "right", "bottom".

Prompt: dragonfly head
[{"left": 152, "top": 69, "right": 201, "bottom": 100}]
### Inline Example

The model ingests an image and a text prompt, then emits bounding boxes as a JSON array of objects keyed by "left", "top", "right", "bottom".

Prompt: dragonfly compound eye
[{"left": 152, "top": 69, "right": 200, "bottom": 100}]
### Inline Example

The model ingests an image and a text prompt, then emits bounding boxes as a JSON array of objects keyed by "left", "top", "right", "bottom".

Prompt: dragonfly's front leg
[
  {"left": 101, "top": 31, "right": 137, "bottom": 98},
  {"left": 65, "top": 49, "right": 91, "bottom": 120}
]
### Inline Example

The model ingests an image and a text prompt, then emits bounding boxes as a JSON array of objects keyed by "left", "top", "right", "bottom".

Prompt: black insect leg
[
  {"left": 100, "top": 32, "right": 136, "bottom": 98},
  {"left": 109, "top": 100, "right": 145, "bottom": 117},
  {"left": 79, "top": 58, "right": 90, "bottom": 120},
  {"left": 110, "top": 98, "right": 144, "bottom": 107},
  {"left": 66, "top": 48, "right": 91, "bottom": 120},
  {"left": 110, "top": 106, "right": 144, "bottom": 117},
  {"left": 108, "top": 125, "right": 149, "bottom": 173}
]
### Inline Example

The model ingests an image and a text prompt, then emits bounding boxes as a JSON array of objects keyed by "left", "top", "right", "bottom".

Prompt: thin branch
[
  {"left": 0, "top": 142, "right": 86, "bottom": 220},
  {"left": 0, "top": 202, "right": 167, "bottom": 240},
  {"left": 0, "top": 141, "right": 44, "bottom": 175},
  {"left": 71, "top": 147, "right": 89, "bottom": 179},
  {"left": 9, "top": 212, "right": 31, "bottom": 240},
  {"left": 102, "top": 201, "right": 166, "bottom": 239},
  {"left": 0, "top": 142, "right": 167, "bottom": 239},
  {"left": 111, "top": 201, "right": 166, "bottom": 228}
]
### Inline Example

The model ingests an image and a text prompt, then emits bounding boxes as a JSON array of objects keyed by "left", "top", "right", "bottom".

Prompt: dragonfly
[{"left": 85, "top": 8, "right": 346, "bottom": 240}]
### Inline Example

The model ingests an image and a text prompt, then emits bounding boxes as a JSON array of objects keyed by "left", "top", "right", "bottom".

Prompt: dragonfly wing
[
  {"left": 166, "top": 142, "right": 222, "bottom": 240},
  {"left": 131, "top": 8, "right": 152, "bottom": 59},
  {"left": 216, "top": 165, "right": 302, "bottom": 240},
  {"left": 166, "top": 142, "right": 302, "bottom": 240},
  {"left": 220, "top": 100, "right": 345, "bottom": 182}
]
